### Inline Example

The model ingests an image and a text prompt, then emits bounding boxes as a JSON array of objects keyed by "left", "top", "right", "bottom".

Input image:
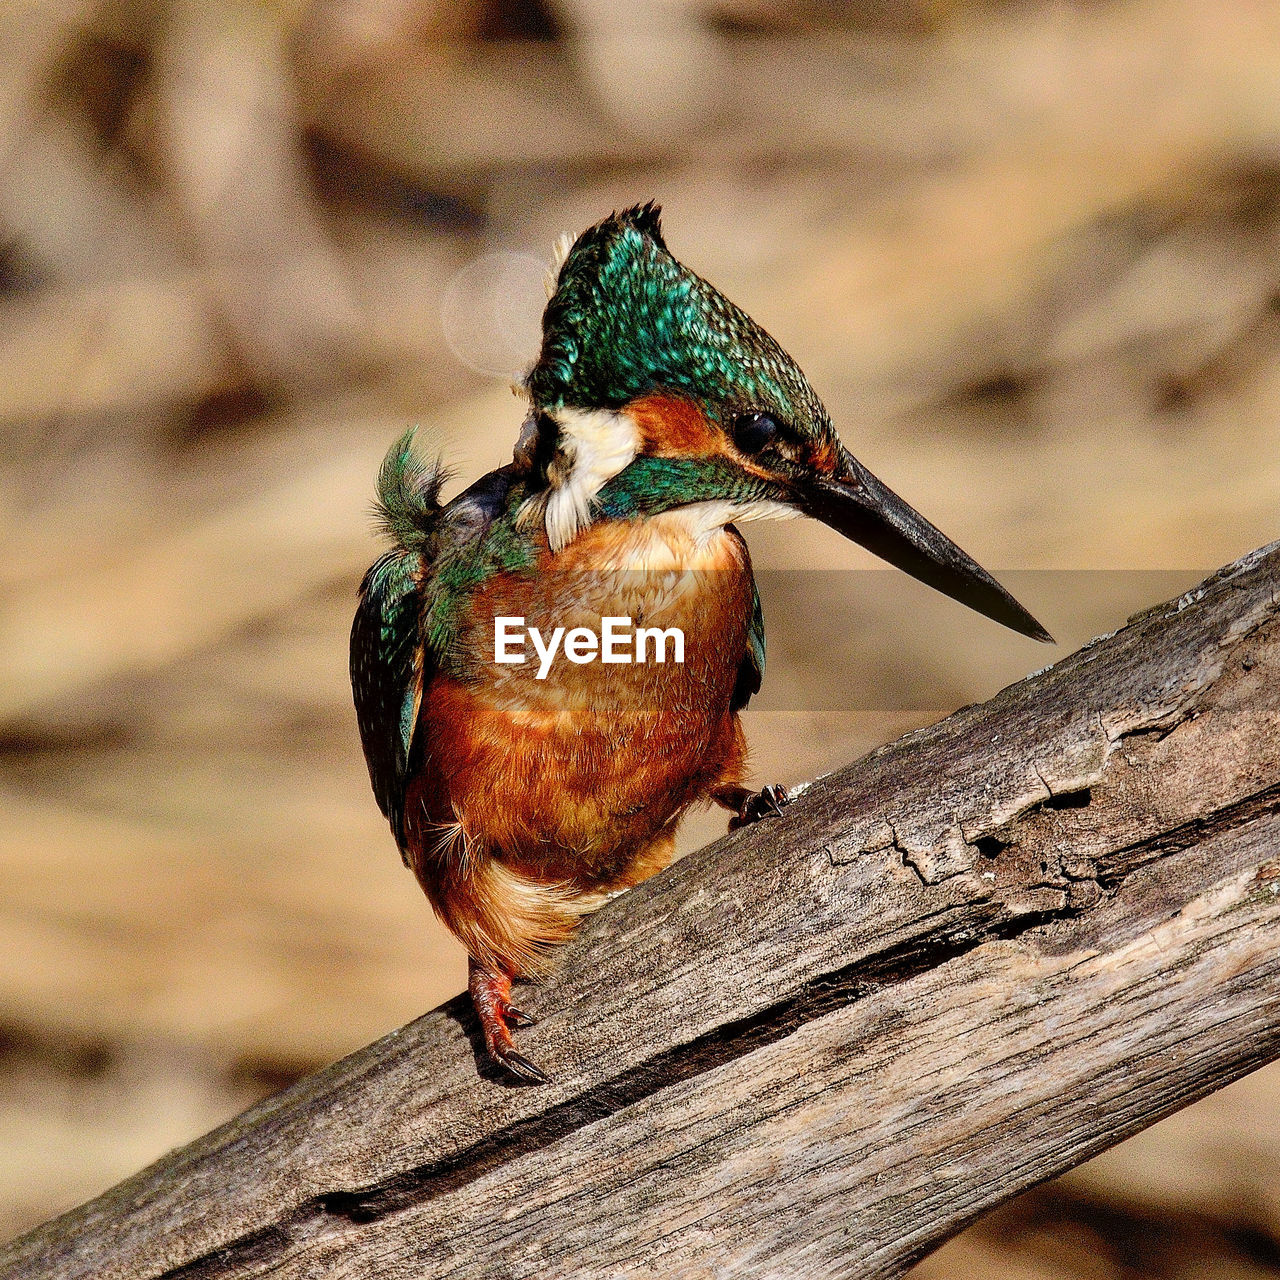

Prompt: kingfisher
[{"left": 351, "top": 203, "right": 1050, "bottom": 1082}]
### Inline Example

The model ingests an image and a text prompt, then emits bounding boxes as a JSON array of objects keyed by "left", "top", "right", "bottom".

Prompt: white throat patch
[
  {"left": 531, "top": 406, "right": 639, "bottom": 552},
  {"left": 676, "top": 498, "right": 798, "bottom": 543}
]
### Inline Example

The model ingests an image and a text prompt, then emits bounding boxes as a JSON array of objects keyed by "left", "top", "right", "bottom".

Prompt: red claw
[{"left": 468, "top": 961, "right": 548, "bottom": 1083}]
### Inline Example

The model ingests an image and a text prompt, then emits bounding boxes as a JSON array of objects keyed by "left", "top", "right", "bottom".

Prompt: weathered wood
[{"left": 5, "top": 544, "right": 1280, "bottom": 1279}]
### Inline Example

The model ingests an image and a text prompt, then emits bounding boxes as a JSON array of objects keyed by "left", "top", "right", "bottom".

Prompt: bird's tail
[
  {"left": 418, "top": 845, "right": 607, "bottom": 980},
  {"left": 373, "top": 427, "right": 449, "bottom": 554}
]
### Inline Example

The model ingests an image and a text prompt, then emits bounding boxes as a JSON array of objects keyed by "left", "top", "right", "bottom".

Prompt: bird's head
[{"left": 520, "top": 203, "right": 1050, "bottom": 642}]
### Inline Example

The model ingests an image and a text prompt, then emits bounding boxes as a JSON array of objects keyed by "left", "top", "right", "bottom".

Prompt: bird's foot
[
  {"left": 732, "top": 782, "right": 791, "bottom": 829},
  {"left": 714, "top": 783, "right": 792, "bottom": 831},
  {"left": 468, "top": 962, "right": 547, "bottom": 1084}
]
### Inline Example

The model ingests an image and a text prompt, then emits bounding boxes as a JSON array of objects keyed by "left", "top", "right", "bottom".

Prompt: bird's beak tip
[{"left": 797, "top": 465, "right": 1055, "bottom": 645}]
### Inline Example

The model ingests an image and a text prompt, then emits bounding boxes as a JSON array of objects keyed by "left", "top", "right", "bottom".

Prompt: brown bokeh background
[{"left": 3, "top": 0, "right": 1280, "bottom": 1273}]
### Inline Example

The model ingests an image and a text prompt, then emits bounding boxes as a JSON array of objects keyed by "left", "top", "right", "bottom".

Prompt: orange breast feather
[{"left": 406, "top": 511, "right": 754, "bottom": 887}]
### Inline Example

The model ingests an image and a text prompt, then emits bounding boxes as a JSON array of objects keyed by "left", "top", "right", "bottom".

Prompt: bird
[{"left": 350, "top": 203, "right": 1051, "bottom": 1082}]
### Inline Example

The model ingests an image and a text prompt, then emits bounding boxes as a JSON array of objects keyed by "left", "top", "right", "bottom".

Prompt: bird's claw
[
  {"left": 504, "top": 1005, "right": 536, "bottom": 1027},
  {"left": 495, "top": 1046, "right": 549, "bottom": 1084},
  {"left": 469, "top": 961, "right": 548, "bottom": 1084},
  {"left": 730, "top": 782, "right": 791, "bottom": 830}
]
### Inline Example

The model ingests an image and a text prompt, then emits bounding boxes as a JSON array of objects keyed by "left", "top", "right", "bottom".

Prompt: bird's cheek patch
[
  {"left": 536, "top": 406, "right": 639, "bottom": 551},
  {"left": 804, "top": 438, "right": 840, "bottom": 475},
  {"left": 626, "top": 393, "right": 726, "bottom": 459}
]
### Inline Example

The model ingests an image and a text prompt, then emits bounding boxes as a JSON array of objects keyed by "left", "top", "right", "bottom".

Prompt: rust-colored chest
[{"left": 405, "top": 511, "right": 755, "bottom": 885}]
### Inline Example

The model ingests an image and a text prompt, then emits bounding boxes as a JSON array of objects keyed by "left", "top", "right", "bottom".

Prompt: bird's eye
[{"left": 733, "top": 412, "right": 779, "bottom": 454}]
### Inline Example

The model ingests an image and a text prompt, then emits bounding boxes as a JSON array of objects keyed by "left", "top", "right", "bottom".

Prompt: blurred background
[{"left": 2, "top": 0, "right": 1280, "bottom": 1273}]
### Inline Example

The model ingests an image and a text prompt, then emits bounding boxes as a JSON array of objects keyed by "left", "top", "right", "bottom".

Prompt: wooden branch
[{"left": 6, "top": 544, "right": 1280, "bottom": 1279}]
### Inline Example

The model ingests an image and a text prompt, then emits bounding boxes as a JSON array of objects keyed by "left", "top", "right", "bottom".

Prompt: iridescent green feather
[
  {"left": 373, "top": 427, "right": 447, "bottom": 554},
  {"left": 594, "top": 455, "right": 787, "bottom": 519},
  {"left": 527, "top": 203, "right": 830, "bottom": 441},
  {"left": 351, "top": 549, "right": 424, "bottom": 854},
  {"left": 353, "top": 435, "right": 543, "bottom": 852},
  {"left": 420, "top": 513, "right": 536, "bottom": 668}
]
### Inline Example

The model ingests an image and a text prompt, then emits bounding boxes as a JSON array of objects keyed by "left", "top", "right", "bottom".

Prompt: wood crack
[{"left": 1101, "top": 781, "right": 1280, "bottom": 882}]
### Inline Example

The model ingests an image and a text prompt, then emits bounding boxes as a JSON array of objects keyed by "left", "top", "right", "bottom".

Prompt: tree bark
[{"left": 6, "top": 543, "right": 1280, "bottom": 1280}]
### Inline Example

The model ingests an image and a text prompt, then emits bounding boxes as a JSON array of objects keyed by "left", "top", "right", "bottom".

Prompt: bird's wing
[
  {"left": 730, "top": 572, "right": 766, "bottom": 714},
  {"left": 350, "top": 549, "right": 428, "bottom": 858}
]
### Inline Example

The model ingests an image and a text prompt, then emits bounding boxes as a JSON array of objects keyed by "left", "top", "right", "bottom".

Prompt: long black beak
[{"left": 796, "top": 450, "right": 1053, "bottom": 643}]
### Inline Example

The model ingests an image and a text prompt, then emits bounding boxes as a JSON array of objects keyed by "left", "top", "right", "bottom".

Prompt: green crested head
[
  {"left": 526, "top": 202, "right": 831, "bottom": 442},
  {"left": 517, "top": 203, "right": 1051, "bottom": 644}
]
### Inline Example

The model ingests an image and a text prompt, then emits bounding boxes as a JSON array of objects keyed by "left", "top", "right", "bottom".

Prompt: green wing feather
[
  {"left": 351, "top": 550, "right": 426, "bottom": 857},
  {"left": 351, "top": 429, "right": 447, "bottom": 857},
  {"left": 351, "top": 434, "right": 537, "bottom": 858}
]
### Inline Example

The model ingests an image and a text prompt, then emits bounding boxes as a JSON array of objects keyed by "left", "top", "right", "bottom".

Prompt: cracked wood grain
[{"left": 5, "top": 543, "right": 1280, "bottom": 1280}]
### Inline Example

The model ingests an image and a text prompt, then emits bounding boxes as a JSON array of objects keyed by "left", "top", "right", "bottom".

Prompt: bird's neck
[{"left": 594, "top": 456, "right": 794, "bottom": 538}]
